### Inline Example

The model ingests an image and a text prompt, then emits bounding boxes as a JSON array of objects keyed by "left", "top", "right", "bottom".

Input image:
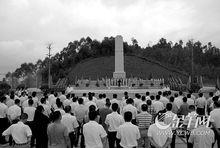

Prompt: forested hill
[{"left": 8, "top": 37, "right": 220, "bottom": 84}]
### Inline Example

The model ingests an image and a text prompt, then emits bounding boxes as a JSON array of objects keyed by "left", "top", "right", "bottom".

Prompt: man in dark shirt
[
  {"left": 178, "top": 97, "right": 189, "bottom": 116},
  {"left": 99, "top": 99, "right": 112, "bottom": 131}
]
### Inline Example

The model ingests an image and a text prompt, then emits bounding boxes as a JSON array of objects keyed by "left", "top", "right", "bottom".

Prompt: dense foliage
[{"left": 8, "top": 37, "right": 220, "bottom": 85}]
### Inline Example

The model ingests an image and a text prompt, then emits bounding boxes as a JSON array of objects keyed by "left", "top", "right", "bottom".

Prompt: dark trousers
[
  {"left": 26, "top": 121, "right": 35, "bottom": 147},
  {"left": 186, "top": 130, "right": 193, "bottom": 148},
  {"left": 36, "top": 135, "right": 48, "bottom": 148},
  {"left": 108, "top": 131, "right": 120, "bottom": 148},
  {"left": 196, "top": 108, "right": 205, "bottom": 115},
  {"left": 69, "top": 131, "right": 76, "bottom": 148},
  {"left": 0, "top": 118, "right": 9, "bottom": 144},
  {"left": 213, "top": 128, "right": 220, "bottom": 148},
  {"left": 171, "top": 130, "right": 176, "bottom": 148}
]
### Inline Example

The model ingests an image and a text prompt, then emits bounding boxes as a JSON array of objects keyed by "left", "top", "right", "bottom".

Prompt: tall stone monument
[{"left": 113, "top": 35, "right": 126, "bottom": 79}]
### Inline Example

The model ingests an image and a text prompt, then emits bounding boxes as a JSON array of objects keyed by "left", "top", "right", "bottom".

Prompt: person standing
[
  {"left": 136, "top": 104, "right": 152, "bottom": 148},
  {"left": 99, "top": 99, "right": 112, "bottom": 131},
  {"left": 47, "top": 111, "right": 71, "bottom": 148},
  {"left": 7, "top": 99, "right": 21, "bottom": 123},
  {"left": 105, "top": 103, "right": 124, "bottom": 148},
  {"left": 152, "top": 95, "right": 164, "bottom": 113},
  {"left": 122, "top": 98, "right": 138, "bottom": 124},
  {"left": 61, "top": 106, "right": 79, "bottom": 148},
  {"left": 178, "top": 97, "right": 190, "bottom": 116},
  {"left": 116, "top": 111, "right": 140, "bottom": 148},
  {"left": 0, "top": 96, "right": 8, "bottom": 145},
  {"left": 83, "top": 111, "right": 107, "bottom": 148},
  {"left": 23, "top": 99, "right": 36, "bottom": 148},
  {"left": 2, "top": 113, "right": 32, "bottom": 148},
  {"left": 195, "top": 93, "right": 207, "bottom": 115},
  {"left": 33, "top": 105, "right": 50, "bottom": 148}
]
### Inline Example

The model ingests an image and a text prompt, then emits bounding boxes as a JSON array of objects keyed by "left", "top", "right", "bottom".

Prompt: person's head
[
  {"left": 21, "top": 91, "right": 26, "bottom": 96},
  {"left": 105, "top": 101, "right": 111, "bottom": 108},
  {"left": 174, "top": 93, "right": 178, "bottom": 98},
  {"left": 32, "top": 92, "right": 37, "bottom": 97},
  {"left": 50, "top": 90, "right": 54, "bottom": 95},
  {"left": 156, "top": 95, "right": 160, "bottom": 101},
  {"left": 187, "top": 94, "right": 191, "bottom": 98},
  {"left": 141, "top": 104, "right": 148, "bottom": 112},
  {"left": 52, "top": 111, "right": 62, "bottom": 122},
  {"left": 162, "top": 92, "right": 167, "bottom": 97},
  {"left": 167, "top": 91, "right": 171, "bottom": 96},
  {"left": 57, "top": 101, "right": 63, "bottom": 108},
  {"left": 113, "top": 94, "right": 117, "bottom": 99},
  {"left": 78, "top": 98, "right": 84, "bottom": 105},
  {"left": 71, "top": 93, "right": 75, "bottom": 98},
  {"left": 146, "top": 91, "right": 150, "bottom": 96},
  {"left": 112, "top": 103, "right": 119, "bottom": 112},
  {"left": 189, "top": 105, "right": 196, "bottom": 112},
  {"left": 158, "top": 91, "right": 162, "bottom": 96},
  {"left": 0, "top": 96, "right": 7, "bottom": 103},
  {"left": 150, "top": 95, "right": 155, "bottom": 100},
  {"left": 20, "top": 113, "right": 28, "bottom": 123},
  {"left": 88, "top": 94, "right": 93, "bottom": 101},
  {"left": 83, "top": 93, "right": 86, "bottom": 97},
  {"left": 54, "top": 92, "right": 58, "bottom": 97},
  {"left": 89, "top": 105, "right": 96, "bottom": 112},
  {"left": 179, "top": 91, "right": 183, "bottom": 96},
  {"left": 166, "top": 103, "right": 172, "bottom": 111},
  {"left": 102, "top": 93, "right": 106, "bottom": 98},
  {"left": 146, "top": 99, "right": 152, "bottom": 106},
  {"left": 141, "top": 96, "right": 146, "bottom": 101},
  {"left": 89, "top": 111, "right": 97, "bottom": 121},
  {"left": 28, "top": 99, "right": 34, "bottom": 106},
  {"left": 183, "top": 97, "right": 187, "bottom": 103},
  {"left": 10, "top": 93, "right": 15, "bottom": 100},
  {"left": 170, "top": 96, "right": 174, "bottom": 102},
  {"left": 124, "top": 91, "right": 128, "bottom": 96},
  {"left": 64, "top": 105, "right": 71, "bottom": 113},
  {"left": 36, "top": 105, "right": 44, "bottom": 113},
  {"left": 124, "top": 111, "right": 132, "bottom": 122},
  {"left": 126, "top": 98, "right": 133, "bottom": 104},
  {"left": 72, "top": 97, "right": 77, "bottom": 102},
  {"left": 14, "top": 99, "right": 20, "bottom": 105},
  {"left": 66, "top": 94, "right": 71, "bottom": 99},
  {"left": 98, "top": 94, "right": 103, "bottom": 99},
  {"left": 214, "top": 100, "right": 220, "bottom": 108},
  {"left": 209, "top": 92, "right": 214, "bottom": 97},
  {"left": 62, "top": 90, "right": 65, "bottom": 95},
  {"left": 41, "top": 97, "right": 46, "bottom": 104},
  {"left": 198, "top": 93, "right": 203, "bottom": 98}
]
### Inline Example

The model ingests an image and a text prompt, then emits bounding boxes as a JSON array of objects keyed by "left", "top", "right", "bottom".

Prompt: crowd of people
[{"left": 0, "top": 89, "right": 220, "bottom": 148}]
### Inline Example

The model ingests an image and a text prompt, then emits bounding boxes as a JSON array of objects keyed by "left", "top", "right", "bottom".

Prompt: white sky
[{"left": 0, "top": 0, "right": 220, "bottom": 79}]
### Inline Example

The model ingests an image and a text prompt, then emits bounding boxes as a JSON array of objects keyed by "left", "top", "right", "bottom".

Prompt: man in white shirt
[
  {"left": 152, "top": 95, "right": 164, "bottom": 113},
  {"left": 160, "top": 92, "right": 169, "bottom": 106},
  {"left": 3, "top": 113, "right": 32, "bottom": 147},
  {"left": 85, "top": 95, "right": 97, "bottom": 112},
  {"left": 31, "top": 92, "right": 38, "bottom": 107},
  {"left": 148, "top": 111, "right": 172, "bottom": 148},
  {"left": 117, "top": 111, "right": 140, "bottom": 148},
  {"left": 210, "top": 100, "right": 220, "bottom": 147},
  {"left": 61, "top": 105, "right": 79, "bottom": 148},
  {"left": 63, "top": 94, "right": 72, "bottom": 108},
  {"left": 22, "top": 96, "right": 32, "bottom": 109},
  {"left": 23, "top": 99, "right": 36, "bottom": 148},
  {"left": 70, "top": 97, "right": 79, "bottom": 114},
  {"left": 105, "top": 103, "right": 124, "bottom": 148},
  {"left": 59, "top": 91, "right": 66, "bottom": 103},
  {"left": 0, "top": 96, "right": 8, "bottom": 144},
  {"left": 48, "top": 91, "right": 57, "bottom": 107},
  {"left": 40, "top": 97, "right": 51, "bottom": 117},
  {"left": 174, "top": 92, "right": 184, "bottom": 109},
  {"left": 133, "top": 94, "right": 142, "bottom": 109},
  {"left": 96, "top": 94, "right": 105, "bottom": 109},
  {"left": 7, "top": 99, "right": 21, "bottom": 123},
  {"left": 82, "top": 93, "right": 88, "bottom": 104},
  {"left": 187, "top": 94, "right": 195, "bottom": 106},
  {"left": 122, "top": 98, "right": 137, "bottom": 124},
  {"left": 83, "top": 111, "right": 107, "bottom": 148}
]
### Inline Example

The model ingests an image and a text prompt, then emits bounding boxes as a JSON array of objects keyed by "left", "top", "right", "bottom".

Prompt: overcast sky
[{"left": 0, "top": 0, "right": 220, "bottom": 79}]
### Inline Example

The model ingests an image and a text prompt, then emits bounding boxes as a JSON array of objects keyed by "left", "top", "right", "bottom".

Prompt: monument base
[{"left": 113, "top": 72, "right": 126, "bottom": 79}]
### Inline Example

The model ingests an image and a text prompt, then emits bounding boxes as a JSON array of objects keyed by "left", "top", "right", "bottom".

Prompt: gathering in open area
[{"left": 1, "top": 0, "right": 220, "bottom": 148}]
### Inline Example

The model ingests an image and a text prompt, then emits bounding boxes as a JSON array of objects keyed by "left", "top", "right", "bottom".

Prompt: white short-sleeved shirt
[
  {"left": 61, "top": 113, "right": 79, "bottom": 133},
  {"left": 85, "top": 101, "right": 97, "bottom": 111},
  {"left": 23, "top": 106, "right": 36, "bottom": 122},
  {"left": 160, "top": 96, "right": 169, "bottom": 107},
  {"left": 152, "top": 101, "right": 164, "bottom": 113},
  {"left": 148, "top": 123, "right": 172, "bottom": 147},
  {"left": 70, "top": 102, "right": 79, "bottom": 114},
  {"left": 59, "top": 94, "right": 66, "bottom": 103},
  {"left": 116, "top": 122, "right": 140, "bottom": 147},
  {"left": 6, "top": 99, "right": 14, "bottom": 108},
  {"left": 174, "top": 96, "right": 183, "bottom": 109},
  {"left": 55, "top": 108, "right": 65, "bottom": 116},
  {"left": 3, "top": 121, "right": 32, "bottom": 144},
  {"left": 83, "top": 121, "right": 107, "bottom": 148},
  {"left": 195, "top": 97, "right": 207, "bottom": 109},
  {"left": 7, "top": 105, "right": 21, "bottom": 120},
  {"left": 105, "top": 112, "right": 124, "bottom": 132},
  {"left": 122, "top": 104, "right": 137, "bottom": 119},
  {"left": 210, "top": 108, "right": 220, "bottom": 128},
  {"left": 0, "top": 102, "right": 8, "bottom": 118},
  {"left": 63, "top": 99, "right": 72, "bottom": 108},
  {"left": 22, "top": 100, "right": 29, "bottom": 109},
  {"left": 187, "top": 98, "right": 195, "bottom": 106}
]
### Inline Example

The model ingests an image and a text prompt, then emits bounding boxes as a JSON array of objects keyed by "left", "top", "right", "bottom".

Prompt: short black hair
[
  {"left": 124, "top": 91, "right": 128, "bottom": 96},
  {"left": 88, "top": 95, "right": 93, "bottom": 101},
  {"left": 52, "top": 111, "right": 61, "bottom": 122},
  {"left": 146, "top": 91, "right": 150, "bottom": 96},
  {"left": 99, "top": 94, "right": 103, "bottom": 99},
  {"left": 187, "top": 94, "right": 191, "bottom": 98},
  {"left": 209, "top": 92, "right": 214, "bottom": 97},
  {"left": 189, "top": 105, "right": 195, "bottom": 111},
  {"left": 179, "top": 91, "right": 183, "bottom": 96},
  {"left": 141, "top": 104, "right": 148, "bottom": 111},
  {"left": 169, "top": 96, "right": 174, "bottom": 102},
  {"left": 126, "top": 98, "right": 133, "bottom": 104},
  {"left": 112, "top": 103, "right": 118, "bottom": 111},
  {"left": 20, "top": 113, "right": 28, "bottom": 120},
  {"left": 166, "top": 103, "right": 172, "bottom": 111},
  {"left": 28, "top": 99, "right": 34, "bottom": 106},
  {"left": 64, "top": 105, "right": 71, "bottom": 113},
  {"left": 102, "top": 94, "right": 106, "bottom": 98},
  {"left": 32, "top": 92, "right": 36, "bottom": 97},
  {"left": 146, "top": 99, "right": 152, "bottom": 105},
  {"left": 89, "top": 105, "right": 96, "bottom": 112},
  {"left": 199, "top": 93, "right": 203, "bottom": 97},
  {"left": 174, "top": 93, "right": 178, "bottom": 97},
  {"left": 124, "top": 111, "right": 132, "bottom": 122},
  {"left": 150, "top": 95, "right": 155, "bottom": 100},
  {"left": 183, "top": 97, "right": 187, "bottom": 102},
  {"left": 0, "top": 96, "right": 7, "bottom": 103},
  {"left": 156, "top": 95, "right": 160, "bottom": 100},
  {"left": 41, "top": 97, "right": 46, "bottom": 104},
  {"left": 78, "top": 98, "right": 83, "bottom": 104},
  {"left": 15, "top": 99, "right": 20, "bottom": 105},
  {"left": 89, "top": 111, "right": 97, "bottom": 120},
  {"left": 113, "top": 94, "right": 117, "bottom": 99},
  {"left": 141, "top": 96, "right": 146, "bottom": 101},
  {"left": 158, "top": 91, "right": 162, "bottom": 95},
  {"left": 72, "top": 97, "right": 77, "bottom": 102}
]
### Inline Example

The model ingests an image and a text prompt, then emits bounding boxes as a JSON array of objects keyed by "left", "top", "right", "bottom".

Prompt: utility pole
[
  {"left": 47, "top": 43, "right": 52, "bottom": 89},
  {"left": 191, "top": 39, "right": 194, "bottom": 83}
]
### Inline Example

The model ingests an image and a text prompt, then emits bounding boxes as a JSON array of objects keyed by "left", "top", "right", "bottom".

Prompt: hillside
[{"left": 68, "top": 55, "right": 188, "bottom": 84}]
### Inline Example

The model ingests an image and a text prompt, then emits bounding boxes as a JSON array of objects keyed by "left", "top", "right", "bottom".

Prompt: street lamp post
[{"left": 47, "top": 44, "right": 52, "bottom": 89}]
